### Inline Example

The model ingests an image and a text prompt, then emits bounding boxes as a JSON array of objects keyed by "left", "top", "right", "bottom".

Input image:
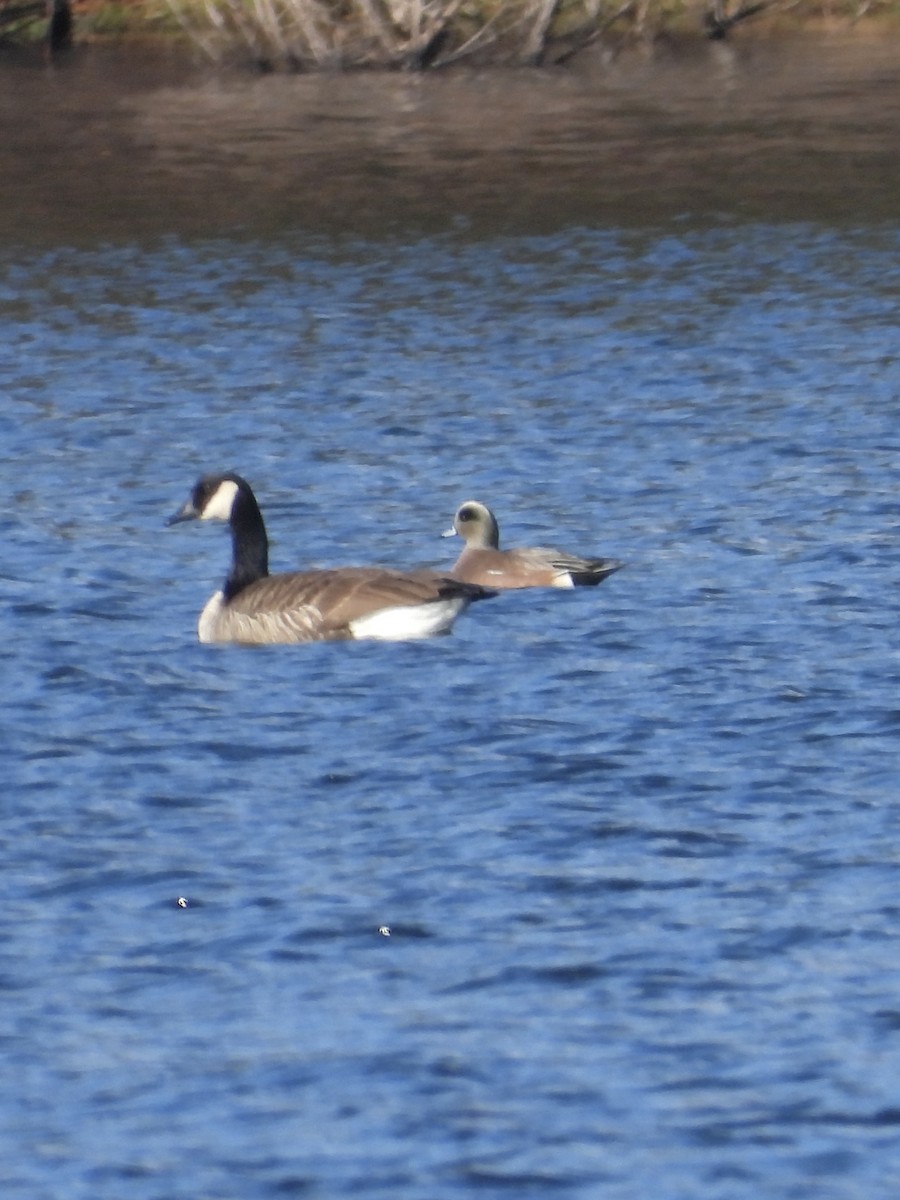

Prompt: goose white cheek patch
[{"left": 201, "top": 479, "right": 240, "bottom": 521}]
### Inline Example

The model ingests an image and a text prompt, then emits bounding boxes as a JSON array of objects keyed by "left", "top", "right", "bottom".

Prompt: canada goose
[
  {"left": 168, "top": 473, "right": 494, "bottom": 644},
  {"left": 443, "top": 501, "right": 623, "bottom": 589}
]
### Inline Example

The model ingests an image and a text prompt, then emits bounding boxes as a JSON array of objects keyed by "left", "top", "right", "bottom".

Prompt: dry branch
[{"left": 167, "top": 0, "right": 785, "bottom": 71}]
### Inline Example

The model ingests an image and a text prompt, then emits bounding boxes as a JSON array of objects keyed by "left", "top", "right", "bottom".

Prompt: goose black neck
[{"left": 224, "top": 483, "right": 269, "bottom": 601}]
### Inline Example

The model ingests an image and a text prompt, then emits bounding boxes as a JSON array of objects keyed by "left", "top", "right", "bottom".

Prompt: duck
[
  {"left": 168, "top": 473, "right": 494, "bottom": 644},
  {"left": 443, "top": 500, "right": 623, "bottom": 590}
]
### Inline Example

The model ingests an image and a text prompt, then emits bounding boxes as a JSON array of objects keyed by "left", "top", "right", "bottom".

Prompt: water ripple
[{"left": 3, "top": 224, "right": 900, "bottom": 1199}]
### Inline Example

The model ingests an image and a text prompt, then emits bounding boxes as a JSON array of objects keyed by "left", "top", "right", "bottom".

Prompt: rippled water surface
[{"left": 4, "top": 35, "right": 900, "bottom": 1200}]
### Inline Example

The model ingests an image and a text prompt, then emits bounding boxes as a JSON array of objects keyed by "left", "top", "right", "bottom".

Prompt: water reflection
[{"left": 2, "top": 33, "right": 900, "bottom": 244}]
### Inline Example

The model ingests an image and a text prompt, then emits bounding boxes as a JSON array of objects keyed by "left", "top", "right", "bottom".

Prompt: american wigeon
[{"left": 444, "top": 500, "right": 623, "bottom": 590}]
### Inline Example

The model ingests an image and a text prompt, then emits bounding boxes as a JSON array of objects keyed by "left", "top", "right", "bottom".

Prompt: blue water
[{"left": 4, "top": 223, "right": 900, "bottom": 1198}]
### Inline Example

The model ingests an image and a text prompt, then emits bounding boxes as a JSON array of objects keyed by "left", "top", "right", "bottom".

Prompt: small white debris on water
[
  {"left": 378, "top": 925, "right": 391, "bottom": 937},
  {"left": 177, "top": 897, "right": 189, "bottom": 908}
]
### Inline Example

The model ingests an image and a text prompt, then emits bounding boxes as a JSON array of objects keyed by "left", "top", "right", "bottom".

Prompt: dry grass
[
  {"left": 156, "top": 0, "right": 900, "bottom": 68},
  {"left": 165, "top": 0, "right": 677, "bottom": 67},
  {"left": 4, "top": 0, "right": 896, "bottom": 56}
]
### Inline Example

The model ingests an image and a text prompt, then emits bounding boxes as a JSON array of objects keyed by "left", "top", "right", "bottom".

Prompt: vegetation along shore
[{"left": 2, "top": 0, "right": 898, "bottom": 71}]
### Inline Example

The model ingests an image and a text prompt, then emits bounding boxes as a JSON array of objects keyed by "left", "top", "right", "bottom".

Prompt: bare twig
[
  {"left": 355, "top": 0, "right": 400, "bottom": 53},
  {"left": 549, "top": 0, "right": 633, "bottom": 65},
  {"left": 427, "top": 0, "right": 519, "bottom": 66},
  {"left": 520, "top": 0, "right": 561, "bottom": 64},
  {"left": 283, "top": 0, "right": 335, "bottom": 64},
  {"left": 704, "top": 0, "right": 771, "bottom": 38},
  {"left": 169, "top": 0, "right": 711, "bottom": 72}
]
